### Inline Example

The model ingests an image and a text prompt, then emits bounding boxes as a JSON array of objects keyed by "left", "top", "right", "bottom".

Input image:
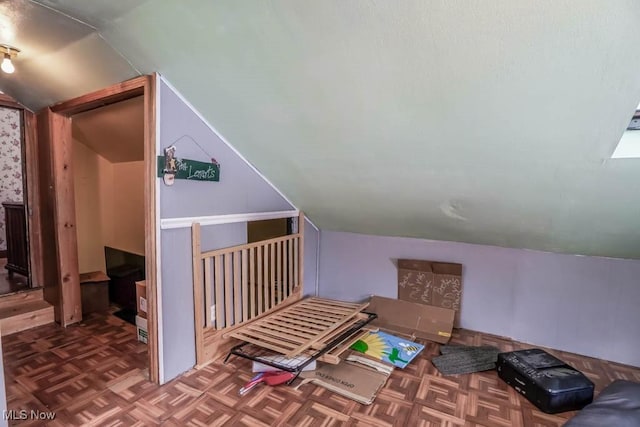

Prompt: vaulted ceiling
[{"left": 2, "top": 0, "right": 640, "bottom": 259}]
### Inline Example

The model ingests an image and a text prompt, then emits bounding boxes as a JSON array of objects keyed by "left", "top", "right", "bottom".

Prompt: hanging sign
[{"left": 157, "top": 155, "right": 220, "bottom": 182}]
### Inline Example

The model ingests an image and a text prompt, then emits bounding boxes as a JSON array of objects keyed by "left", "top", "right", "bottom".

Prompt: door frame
[
  {"left": 0, "top": 95, "right": 42, "bottom": 287},
  {"left": 43, "top": 75, "right": 160, "bottom": 383}
]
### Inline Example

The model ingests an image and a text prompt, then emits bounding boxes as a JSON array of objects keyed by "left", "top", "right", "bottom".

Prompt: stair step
[
  {"left": 0, "top": 288, "right": 44, "bottom": 310},
  {"left": 0, "top": 300, "right": 54, "bottom": 336}
]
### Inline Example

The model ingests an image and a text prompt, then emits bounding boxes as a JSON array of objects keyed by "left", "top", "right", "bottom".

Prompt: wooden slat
[
  {"left": 249, "top": 247, "right": 255, "bottom": 318},
  {"left": 259, "top": 321, "right": 316, "bottom": 339},
  {"left": 279, "top": 313, "right": 333, "bottom": 327},
  {"left": 298, "top": 211, "right": 305, "bottom": 289},
  {"left": 257, "top": 246, "right": 263, "bottom": 315},
  {"left": 288, "top": 238, "right": 294, "bottom": 294},
  {"left": 270, "top": 242, "right": 276, "bottom": 308},
  {"left": 266, "top": 316, "right": 326, "bottom": 331},
  {"left": 230, "top": 333, "right": 295, "bottom": 355},
  {"left": 263, "top": 243, "right": 269, "bottom": 312},
  {"left": 294, "top": 238, "right": 299, "bottom": 289},
  {"left": 276, "top": 241, "right": 282, "bottom": 304},
  {"left": 204, "top": 257, "right": 212, "bottom": 328},
  {"left": 302, "top": 298, "right": 364, "bottom": 311},
  {"left": 245, "top": 325, "right": 309, "bottom": 344},
  {"left": 233, "top": 251, "right": 241, "bottom": 325},
  {"left": 242, "top": 249, "right": 249, "bottom": 322},
  {"left": 233, "top": 330, "right": 298, "bottom": 349},
  {"left": 214, "top": 256, "right": 224, "bottom": 329},
  {"left": 263, "top": 318, "right": 322, "bottom": 335},
  {"left": 287, "top": 307, "right": 343, "bottom": 321},
  {"left": 282, "top": 240, "right": 288, "bottom": 299},
  {"left": 191, "top": 223, "right": 205, "bottom": 363},
  {"left": 224, "top": 254, "right": 232, "bottom": 327}
]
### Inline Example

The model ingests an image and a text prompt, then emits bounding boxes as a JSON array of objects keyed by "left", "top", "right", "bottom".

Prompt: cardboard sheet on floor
[
  {"left": 298, "top": 355, "right": 393, "bottom": 405},
  {"left": 367, "top": 295, "right": 454, "bottom": 344}
]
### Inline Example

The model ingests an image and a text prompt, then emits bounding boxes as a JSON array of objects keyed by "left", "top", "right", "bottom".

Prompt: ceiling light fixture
[{"left": 0, "top": 45, "right": 19, "bottom": 74}]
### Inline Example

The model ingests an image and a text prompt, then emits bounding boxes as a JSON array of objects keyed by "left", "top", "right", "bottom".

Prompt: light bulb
[{"left": 1, "top": 55, "right": 14, "bottom": 74}]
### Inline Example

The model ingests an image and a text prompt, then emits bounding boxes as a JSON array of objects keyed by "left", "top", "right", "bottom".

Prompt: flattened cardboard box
[
  {"left": 367, "top": 295, "right": 454, "bottom": 344},
  {"left": 397, "top": 259, "right": 463, "bottom": 327},
  {"left": 299, "top": 354, "right": 393, "bottom": 405}
]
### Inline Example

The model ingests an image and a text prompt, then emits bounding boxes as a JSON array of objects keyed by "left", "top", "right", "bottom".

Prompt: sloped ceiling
[{"left": 2, "top": 0, "right": 640, "bottom": 259}]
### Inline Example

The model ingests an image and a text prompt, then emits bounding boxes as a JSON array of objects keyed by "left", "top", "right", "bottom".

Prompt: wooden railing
[{"left": 191, "top": 212, "right": 305, "bottom": 365}]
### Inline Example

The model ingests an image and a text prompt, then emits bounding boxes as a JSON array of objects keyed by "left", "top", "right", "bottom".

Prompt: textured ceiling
[{"left": 2, "top": 1, "right": 640, "bottom": 259}]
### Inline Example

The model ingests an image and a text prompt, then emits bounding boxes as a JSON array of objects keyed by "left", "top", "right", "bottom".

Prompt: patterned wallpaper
[{"left": 0, "top": 107, "right": 23, "bottom": 252}]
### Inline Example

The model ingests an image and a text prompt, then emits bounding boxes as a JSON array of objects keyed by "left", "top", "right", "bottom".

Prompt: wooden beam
[
  {"left": 35, "top": 108, "right": 61, "bottom": 322},
  {"left": 49, "top": 112, "right": 81, "bottom": 326},
  {"left": 23, "top": 110, "right": 43, "bottom": 288},
  {"left": 0, "top": 94, "right": 26, "bottom": 110},
  {"left": 50, "top": 76, "right": 147, "bottom": 116},
  {"left": 143, "top": 74, "right": 160, "bottom": 384}
]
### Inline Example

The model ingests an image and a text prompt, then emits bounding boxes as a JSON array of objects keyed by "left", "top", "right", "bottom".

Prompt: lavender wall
[
  {"left": 319, "top": 231, "right": 640, "bottom": 367},
  {"left": 159, "top": 78, "right": 319, "bottom": 381}
]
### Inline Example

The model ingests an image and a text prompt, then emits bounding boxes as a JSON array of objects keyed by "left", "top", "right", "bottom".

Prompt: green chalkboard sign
[{"left": 157, "top": 156, "right": 220, "bottom": 182}]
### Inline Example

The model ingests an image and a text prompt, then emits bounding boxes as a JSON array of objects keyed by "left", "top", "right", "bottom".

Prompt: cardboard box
[
  {"left": 367, "top": 295, "right": 454, "bottom": 344},
  {"left": 397, "top": 259, "right": 463, "bottom": 327},
  {"left": 136, "top": 315, "right": 148, "bottom": 344},
  {"left": 135, "top": 280, "right": 147, "bottom": 318}
]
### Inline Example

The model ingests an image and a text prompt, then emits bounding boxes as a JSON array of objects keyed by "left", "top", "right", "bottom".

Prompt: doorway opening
[
  {"left": 36, "top": 76, "right": 160, "bottom": 383},
  {"left": 72, "top": 96, "right": 146, "bottom": 327},
  {"left": 0, "top": 95, "right": 38, "bottom": 295}
]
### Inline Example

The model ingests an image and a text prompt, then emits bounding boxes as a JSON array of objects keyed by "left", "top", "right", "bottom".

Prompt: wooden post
[
  {"left": 299, "top": 211, "right": 305, "bottom": 288},
  {"left": 191, "top": 223, "right": 204, "bottom": 365}
]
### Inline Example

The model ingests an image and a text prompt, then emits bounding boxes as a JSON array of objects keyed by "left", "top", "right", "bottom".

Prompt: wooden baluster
[
  {"left": 294, "top": 237, "right": 299, "bottom": 289},
  {"left": 224, "top": 254, "right": 232, "bottom": 327},
  {"left": 282, "top": 240, "right": 288, "bottom": 299},
  {"left": 257, "top": 246, "right": 263, "bottom": 315},
  {"left": 270, "top": 242, "right": 276, "bottom": 308},
  {"left": 289, "top": 237, "right": 294, "bottom": 293},
  {"left": 276, "top": 240, "right": 282, "bottom": 303},
  {"left": 204, "top": 257, "right": 212, "bottom": 328},
  {"left": 263, "top": 243, "right": 269, "bottom": 311},
  {"left": 233, "top": 250, "right": 241, "bottom": 325},
  {"left": 214, "top": 256, "right": 224, "bottom": 329},
  {"left": 242, "top": 249, "right": 249, "bottom": 322},
  {"left": 249, "top": 247, "right": 256, "bottom": 318}
]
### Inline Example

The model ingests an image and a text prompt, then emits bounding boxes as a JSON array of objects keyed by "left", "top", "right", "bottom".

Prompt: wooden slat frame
[
  {"left": 226, "top": 297, "right": 368, "bottom": 358},
  {"left": 193, "top": 215, "right": 307, "bottom": 368}
]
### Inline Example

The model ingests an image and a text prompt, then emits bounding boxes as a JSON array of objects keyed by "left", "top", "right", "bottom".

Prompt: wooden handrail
[{"left": 200, "top": 233, "right": 300, "bottom": 259}]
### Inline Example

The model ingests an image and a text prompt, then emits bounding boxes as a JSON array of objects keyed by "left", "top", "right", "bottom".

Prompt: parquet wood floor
[{"left": 3, "top": 312, "right": 639, "bottom": 426}]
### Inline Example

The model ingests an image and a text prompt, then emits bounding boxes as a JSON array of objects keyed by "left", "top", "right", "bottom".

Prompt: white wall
[{"left": 319, "top": 230, "right": 640, "bottom": 367}]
